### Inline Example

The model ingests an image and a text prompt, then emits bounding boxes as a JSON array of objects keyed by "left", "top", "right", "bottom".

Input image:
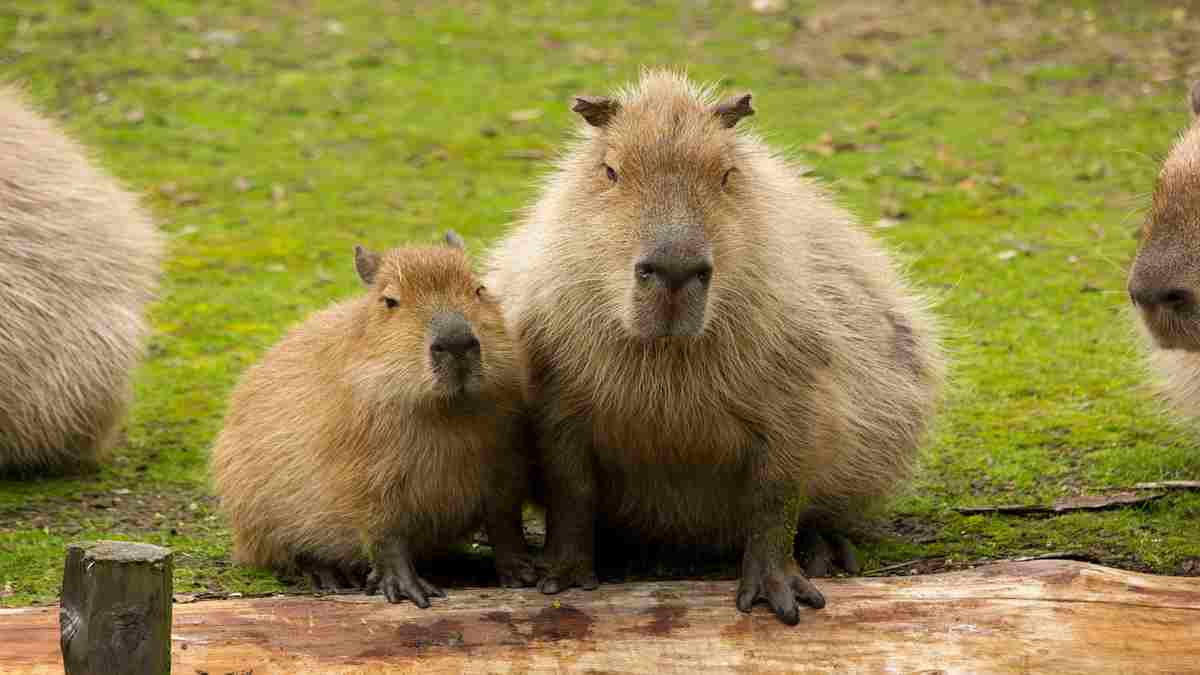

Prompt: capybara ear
[
  {"left": 354, "top": 245, "right": 381, "bottom": 286},
  {"left": 572, "top": 96, "right": 620, "bottom": 128},
  {"left": 713, "top": 93, "right": 754, "bottom": 129},
  {"left": 444, "top": 230, "right": 466, "bottom": 250},
  {"left": 1190, "top": 81, "right": 1200, "bottom": 117}
]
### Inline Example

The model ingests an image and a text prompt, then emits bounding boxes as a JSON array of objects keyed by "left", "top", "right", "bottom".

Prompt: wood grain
[{"left": 3, "top": 560, "right": 1199, "bottom": 674}]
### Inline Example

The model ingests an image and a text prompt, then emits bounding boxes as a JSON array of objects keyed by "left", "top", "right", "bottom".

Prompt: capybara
[
  {"left": 1129, "top": 81, "right": 1200, "bottom": 415},
  {"left": 0, "top": 86, "right": 162, "bottom": 474},
  {"left": 210, "top": 233, "right": 535, "bottom": 606},
  {"left": 486, "top": 70, "right": 945, "bottom": 625}
]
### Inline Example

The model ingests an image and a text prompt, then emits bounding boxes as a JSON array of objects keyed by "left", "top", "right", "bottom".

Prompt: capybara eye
[
  {"left": 383, "top": 297, "right": 398, "bottom": 309},
  {"left": 722, "top": 167, "right": 737, "bottom": 187},
  {"left": 605, "top": 164, "right": 618, "bottom": 182},
  {"left": 475, "top": 285, "right": 487, "bottom": 299}
]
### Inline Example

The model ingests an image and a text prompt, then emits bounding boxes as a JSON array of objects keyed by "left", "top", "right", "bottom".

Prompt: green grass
[{"left": 4, "top": 0, "right": 1200, "bottom": 605}]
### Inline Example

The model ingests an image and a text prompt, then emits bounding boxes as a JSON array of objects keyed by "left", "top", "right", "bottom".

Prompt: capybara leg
[
  {"left": 365, "top": 539, "right": 444, "bottom": 608},
  {"left": 796, "top": 529, "right": 861, "bottom": 578},
  {"left": 484, "top": 456, "right": 537, "bottom": 588},
  {"left": 340, "top": 559, "right": 370, "bottom": 588},
  {"left": 297, "top": 554, "right": 361, "bottom": 591},
  {"left": 535, "top": 428, "right": 599, "bottom": 595},
  {"left": 485, "top": 504, "right": 537, "bottom": 588},
  {"left": 735, "top": 470, "right": 825, "bottom": 625}
]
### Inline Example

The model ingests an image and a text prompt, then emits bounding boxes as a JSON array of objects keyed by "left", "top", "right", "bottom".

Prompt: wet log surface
[{"left": 3, "top": 559, "right": 1200, "bottom": 674}]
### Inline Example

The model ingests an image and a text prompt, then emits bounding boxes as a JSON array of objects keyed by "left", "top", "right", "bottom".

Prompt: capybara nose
[
  {"left": 1131, "top": 285, "right": 1196, "bottom": 311},
  {"left": 430, "top": 312, "right": 480, "bottom": 358},
  {"left": 431, "top": 332, "right": 479, "bottom": 358},
  {"left": 635, "top": 256, "right": 713, "bottom": 292}
]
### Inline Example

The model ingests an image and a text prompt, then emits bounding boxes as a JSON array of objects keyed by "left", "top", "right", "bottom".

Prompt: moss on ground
[{"left": 3, "top": 0, "right": 1200, "bottom": 605}]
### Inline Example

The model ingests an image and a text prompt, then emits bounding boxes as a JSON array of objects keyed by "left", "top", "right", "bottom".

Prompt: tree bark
[{"left": 59, "top": 541, "right": 172, "bottom": 675}]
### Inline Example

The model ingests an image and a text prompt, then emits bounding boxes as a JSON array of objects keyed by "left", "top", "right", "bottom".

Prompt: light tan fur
[
  {"left": 1147, "top": 348, "right": 1200, "bottom": 416},
  {"left": 0, "top": 86, "right": 162, "bottom": 474},
  {"left": 210, "top": 244, "right": 526, "bottom": 577},
  {"left": 1129, "top": 82, "right": 1200, "bottom": 414},
  {"left": 486, "top": 70, "right": 944, "bottom": 549}
]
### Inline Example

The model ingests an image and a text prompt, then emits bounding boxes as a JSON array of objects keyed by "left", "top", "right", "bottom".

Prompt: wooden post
[{"left": 59, "top": 541, "right": 173, "bottom": 675}]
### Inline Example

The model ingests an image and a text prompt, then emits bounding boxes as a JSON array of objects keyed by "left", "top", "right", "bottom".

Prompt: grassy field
[{"left": 3, "top": 0, "right": 1200, "bottom": 606}]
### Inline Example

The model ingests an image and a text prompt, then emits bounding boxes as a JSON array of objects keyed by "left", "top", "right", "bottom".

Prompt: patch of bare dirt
[
  {"left": 0, "top": 487, "right": 218, "bottom": 539},
  {"left": 771, "top": 0, "right": 1200, "bottom": 95}
]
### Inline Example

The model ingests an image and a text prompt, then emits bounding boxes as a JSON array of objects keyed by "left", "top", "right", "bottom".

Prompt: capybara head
[
  {"left": 353, "top": 232, "right": 512, "bottom": 400},
  {"left": 1129, "top": 81, "right": 1200, "bottom": 350},
  {"left": 563, "top": 71, "right": 758, "bottom": 340}
]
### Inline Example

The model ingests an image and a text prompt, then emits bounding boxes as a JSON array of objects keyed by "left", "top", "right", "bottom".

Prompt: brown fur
[
  {"left": 1129, "top": 82, "right": 1200, "bottom": 414},
  {"left": 486, "top": 70, "right": 944, "bottom": 617},
  {"left": 210, "top": 241, "right": 529, "bottom": 586},
  {"left": 0, "top": 86, "right": 162, "bottom": 474}
]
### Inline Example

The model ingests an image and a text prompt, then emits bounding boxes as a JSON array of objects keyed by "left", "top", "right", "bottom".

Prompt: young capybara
[
  {"left": 1129, "top": 81, "right": 1200, "bottom": 414},
  {"left": 0, "top": 86, "right": 162, "bottom": 474},
  {"left": 210, "top": 233, "right": 536, "bottom": 606},
  {"left": 486, "top": 70, "right": 945, "bottom": 625}
]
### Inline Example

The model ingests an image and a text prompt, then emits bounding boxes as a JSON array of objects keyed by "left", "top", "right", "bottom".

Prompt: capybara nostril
[
  {"left": 1161, "top": 289, "right": 1195, "bottom": 310},
  {"left": 431, "top": 333, "right": 480, "bottom": 357},
  {"left": 634, "top": 255, "right": 714, "bottom": 292},
  {"left": 1132, "top": 285, "right": 1195, "bottom": 311},
  {"left": 429, "top": 311, "right": 481, "bottom": 358}
]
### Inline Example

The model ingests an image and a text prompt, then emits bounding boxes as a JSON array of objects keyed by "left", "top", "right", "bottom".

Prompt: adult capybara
[
  {"left": 0, "top": 86, "right": 162, "bottom": 474},
  {"left": 210, "top": 234, "right": 535, "bottom": 606},
  {"left": 1129, "top": 81, "right": 1200, "bottom": 414},
  {"left": 486, "top": 70, "right": 945, "bottom": 625}
]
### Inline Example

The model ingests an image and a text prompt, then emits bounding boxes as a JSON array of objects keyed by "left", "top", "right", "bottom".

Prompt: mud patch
[
  {"left": 480, "top": 610, "right": 525, "bottom": 645},
  {"left": 622, "top": 604, "right": 690, "bottom": 638},
  {"left": 356, "top": 618, "right": 467, "bottom": 657},
  {"left": 529, "top": 604, "right": 593, "bottom": 642}
]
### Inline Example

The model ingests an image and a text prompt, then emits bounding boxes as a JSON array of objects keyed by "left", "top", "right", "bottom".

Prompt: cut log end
[{"left": 75, "top": 540, "right": 172, "bottom": 565}]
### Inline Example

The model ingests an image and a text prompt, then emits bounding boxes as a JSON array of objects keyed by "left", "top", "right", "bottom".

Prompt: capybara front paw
[
  {"left": 495, "top": 552, "right": 538, "bottom": 588},
  {"left": 736, "top": 557, "right": 825, "bottom": 625},
  {"left": 365, "top": 568, "right": 445, "bottom": 608},
  {"left": 536, "top": 557, "right": 599, "bottom": 594}
]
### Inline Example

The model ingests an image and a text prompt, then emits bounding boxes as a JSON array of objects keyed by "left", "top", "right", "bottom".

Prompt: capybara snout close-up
[
  {"left": 428, "top": 308, "right": 484, "bottom": 395},
  {"left": 1129, "top": 80, "right": 1200, "bottom": 352}
]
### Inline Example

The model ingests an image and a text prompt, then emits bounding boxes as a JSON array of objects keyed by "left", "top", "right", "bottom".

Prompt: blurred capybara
[
  {"left": 486, "top": 70, "right": 944, "bottom": 625},
  {"left": 210, "top": 234, "right": 535, "bottom": 606},
  {"left": 0, "top": 86, "right": 162, "bottom": 474},
  {"left": 1129, "top": 82, "right": 1200, "bottom": 415}
]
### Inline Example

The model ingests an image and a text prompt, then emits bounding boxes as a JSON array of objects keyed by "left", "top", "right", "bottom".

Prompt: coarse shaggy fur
[
  {"left": 1129, "top": 82, "right": 1200, "bottom": 416},
  {"left": 210, "top": 244, "right": 526, "bottom": 575},
  {"left": 486, "top": 69, "right": 945, "bottom": 549},
  {"left": 0, "top": 86, "right": 162, "bottom": 474}
]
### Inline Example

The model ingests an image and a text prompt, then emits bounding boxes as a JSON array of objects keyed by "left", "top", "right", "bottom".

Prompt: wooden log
[
  {"left": 2, "top": 559, "right": 1199, "bottom": 673},
  {"left": 59, "top": 541, "right": 173, "bottom": 675}
]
